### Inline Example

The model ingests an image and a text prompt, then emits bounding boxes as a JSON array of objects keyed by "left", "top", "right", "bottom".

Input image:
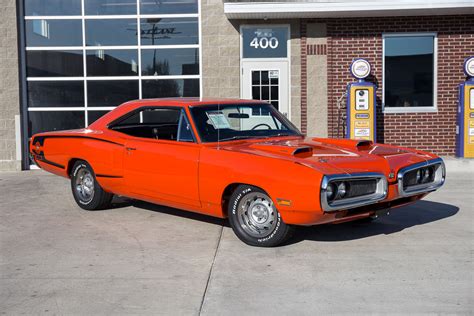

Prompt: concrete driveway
[{"left": 0, "top": 168, "right": 472, "bottom": 315}]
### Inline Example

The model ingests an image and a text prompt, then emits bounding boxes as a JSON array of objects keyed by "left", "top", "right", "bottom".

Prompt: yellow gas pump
[
  {"left": 456, "top": 56, "right": 474, "bottom": 158},
  {"left": 346, "top": 59, "right": 376, "bottom": 142}
]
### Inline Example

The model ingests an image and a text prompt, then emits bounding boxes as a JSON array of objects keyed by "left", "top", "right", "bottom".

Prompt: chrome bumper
[{"left": 320, "top": 172, "right": 388, "bottom": 213}]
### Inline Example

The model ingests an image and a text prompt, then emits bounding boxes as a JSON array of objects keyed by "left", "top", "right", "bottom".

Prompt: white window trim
[
  {"left": 25, "top": 14, "right": 199, "bottom": 20},
  {"left": 382, "top": 32, "right": 438, "bottom": 114}
]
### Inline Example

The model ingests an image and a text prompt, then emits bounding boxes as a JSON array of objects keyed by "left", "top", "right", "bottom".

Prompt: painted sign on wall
[{"left": 242, "top": 26, "right": 288, "bottom": 59}]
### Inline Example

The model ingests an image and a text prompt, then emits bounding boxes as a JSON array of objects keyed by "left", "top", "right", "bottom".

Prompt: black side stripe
[
  {"left": 96, "top": 174, "right": 123, "bottom": 178},
  {"left": 33, "top": 135, "right": 124, "bottom": 147},
  {"left": 36, "top": 156, "right": 65, "bottom": 169}
]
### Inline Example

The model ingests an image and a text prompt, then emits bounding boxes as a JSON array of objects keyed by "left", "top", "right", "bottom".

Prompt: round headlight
[
  {"left": 416, "top": 169, "right": 422, "bottom": 184},
  {"left": 326, "top": 183, "right": 337, "bottom": 201},
  {"left": 337, "top": 182, "right": 347, "bottom": 198},
  {"left": 423, "top": 168, "right": 430, "bottom": 182}
]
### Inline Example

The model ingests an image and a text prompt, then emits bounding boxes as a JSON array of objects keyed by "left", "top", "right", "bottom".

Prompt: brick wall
[
  {"left": 319, "top": 15, "right": 474, "bottom": 156},
  {"left": 0, "top": 0, "right": 20, "bottom": 171}
]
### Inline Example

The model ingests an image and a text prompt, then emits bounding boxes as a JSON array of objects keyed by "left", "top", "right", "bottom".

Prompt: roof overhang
[{"left": 223, "top": 0, "right": 474, "bottom": 19}]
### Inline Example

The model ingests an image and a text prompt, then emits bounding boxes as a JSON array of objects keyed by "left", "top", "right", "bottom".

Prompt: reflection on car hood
[{"left": 220, "top": 137, "right": 434, "bottom": 178}]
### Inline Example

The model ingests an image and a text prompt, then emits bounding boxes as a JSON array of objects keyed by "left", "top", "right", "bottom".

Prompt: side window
[
  {"left": 177, "top": 110, "right": 194, "bottom": 142},
  {"left": 110, "top": 107, "right": 194, "bottom": 142}
]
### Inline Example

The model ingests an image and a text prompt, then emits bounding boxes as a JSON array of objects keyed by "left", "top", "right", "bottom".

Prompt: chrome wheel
[
  {"left": 75, "top": 167, "right": 95, "bottom": 203},
  {"left": 236, "top": 192, "right": 277, "bottom": 238}
]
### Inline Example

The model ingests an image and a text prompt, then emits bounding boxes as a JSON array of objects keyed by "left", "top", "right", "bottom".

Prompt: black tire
[
  {"left": 228, "top": 185, "right": 294, "bottom": 247},
  {"left": 70, "top": 160, "right": 113, "bottom": 211}
]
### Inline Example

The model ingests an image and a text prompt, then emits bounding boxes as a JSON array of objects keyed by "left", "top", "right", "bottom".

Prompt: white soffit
[{"left": 224, "top": 0, "right": 474, "bottom": 19}]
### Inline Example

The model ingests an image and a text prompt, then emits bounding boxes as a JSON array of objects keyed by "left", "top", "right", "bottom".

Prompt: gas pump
[
  {"left": 346, "top": 58, "right": 376, "bottom": 141},
  {"left": 456, "top": 56, "right": 474, "bottom": 158}
]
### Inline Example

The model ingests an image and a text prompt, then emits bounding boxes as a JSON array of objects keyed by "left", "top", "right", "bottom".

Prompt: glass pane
[
  {"left": 178, "top": 112, "right": 194, "bottom": 142},
  {"left": 118, "top": 112, "right": 141, "bottom": 125},
  {"left": 271, "top": 101, "right": 279, "bottom": 111},
  {"left": 86, "top": 50, "right": 138, "bottom": 76},
  {"left": 142, "top": 79, "right": 199, "bottom": 98},
  {"left": 27, "top": 51, "right": 83, "bottom": 77},
  {"left": 85, "top": 0, "right": 137, "bottom": 15},
  {"left": 28, "top": 111, "right": 85, "bottom": 136},
  {"left": 140, "top": 18, "right": 198, "bottom": 45},
  {"left": 140, "top": 0, "right": 198, "bottom": 14},
  {"left": 87, "top": 110, "right": 110, "bottom": 125},
  {"left": 85, "top": 19, "right": 138, "bottom": 46},
  {"left": 252, "top": 86, "right": 260, "bottom": 99},
  {"left": 384, "top": 36, "right": 434, "bottom": 108},
  {"left": 261, "top": 71, "right": 269, "bottom": 85},
  {"left": 87, "top": 80, "right": 138, "bottom": 107},
  {"left": 252, "top": 71, "right": 260, "bottom": 85},
  {"left": 26, "top": 20, "right": 82, "bottom": 47},
  {"left": 25, "top": 0, "right": 81, "bottom": 16},
  {"left": 142, "top": 109, "right": 180, "bottom": 124},
  {"left": 261, "top": 86, "right": 269, "bottom": 100},
  {"left": 28, "top": 81, "right": 84, "bottom": 107},
  {"left": 141, "top": 48, "right": 199, "bottom": 76},
  {"left": 270, "top": 86, "right": 278, "bottom": 100}
]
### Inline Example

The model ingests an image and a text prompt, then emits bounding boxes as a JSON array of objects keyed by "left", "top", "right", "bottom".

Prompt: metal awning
[{"left": 223, "top": 0, "right": 474, "bottom": 19}]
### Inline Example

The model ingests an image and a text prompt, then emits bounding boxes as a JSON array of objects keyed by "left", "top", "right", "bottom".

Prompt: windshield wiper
[
  {"left": 218, "top": 133, "right": 297, "bottom": 142},
  {"left": 218, "top": 135, "right": 254, "bottom": 141}
]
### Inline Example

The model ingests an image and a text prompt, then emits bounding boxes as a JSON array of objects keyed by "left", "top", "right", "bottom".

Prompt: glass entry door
[{"left": 241, "top": 61, "right": 289, "bottom": 117}]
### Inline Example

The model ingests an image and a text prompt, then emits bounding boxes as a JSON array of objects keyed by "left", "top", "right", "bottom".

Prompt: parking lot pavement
[{"left": 0, "top": 169, "right": 472, "bottom": 315}]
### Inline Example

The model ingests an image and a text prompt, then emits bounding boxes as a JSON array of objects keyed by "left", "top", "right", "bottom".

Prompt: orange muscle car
[{"left": 30, "top": 98, "right": 445, "bottom": 247}]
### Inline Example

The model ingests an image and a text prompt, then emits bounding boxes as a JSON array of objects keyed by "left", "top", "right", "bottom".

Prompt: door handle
[{"left": 126, "top": 147, "right": 136, "bottom": 151}]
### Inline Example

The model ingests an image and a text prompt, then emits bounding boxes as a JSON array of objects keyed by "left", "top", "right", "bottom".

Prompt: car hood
[{"left": 220, "top": 137, "right": 435, "bottom": 180}]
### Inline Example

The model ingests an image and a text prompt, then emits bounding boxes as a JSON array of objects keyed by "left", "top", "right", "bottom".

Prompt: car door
[{"left": 122, "top": 107, "right": 201, "bottom": 208}]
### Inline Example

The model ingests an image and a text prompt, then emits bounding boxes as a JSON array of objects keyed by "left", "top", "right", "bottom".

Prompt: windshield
[{"left": 189, "top": 103, "right": 302, "bottom": 142}]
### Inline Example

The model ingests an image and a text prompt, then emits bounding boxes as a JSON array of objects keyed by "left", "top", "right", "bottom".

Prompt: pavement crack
[{"left": 198, "top": 225, "right": 223, "bottom": 316}]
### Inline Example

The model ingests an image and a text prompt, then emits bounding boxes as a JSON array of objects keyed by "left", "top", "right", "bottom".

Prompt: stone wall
[
  {"left": 0, "top": 1, "right": 21, "bottom": 171},
  {"left": 200, "top": 0, "right": 302, "bottom": 128}
]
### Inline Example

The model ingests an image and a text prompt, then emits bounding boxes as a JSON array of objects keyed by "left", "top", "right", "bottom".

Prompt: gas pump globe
[
  {"left": 456, "top": 56, "right": 474, "bottom": 158},
  {"left": 346, "top": 59, "right": 377, "bottom": 141}
]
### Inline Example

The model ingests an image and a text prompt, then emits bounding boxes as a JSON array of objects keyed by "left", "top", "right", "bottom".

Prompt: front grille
[
  {"left": 321, "top": 173, "right": 388, "bottom": 212},
  {"left": 345, "top": 179, "right": 377, "bottom": 198},
  {"left": 397, "top": 158, "right": 445, "bottom": 197},
  {"left": 403, "top": 166, "right": 436, "bottom": 189}
]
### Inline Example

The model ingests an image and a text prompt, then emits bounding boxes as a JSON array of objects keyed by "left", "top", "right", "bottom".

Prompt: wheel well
[
  {"left": 66, "top": 158, "right": 84, "bottom": 178},
  {"left": 221, "top": 183, "right": 267, "bottom": 217}
]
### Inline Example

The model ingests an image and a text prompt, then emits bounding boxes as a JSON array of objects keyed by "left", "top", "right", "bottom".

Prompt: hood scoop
[
  {"left": 312, "top": 138, "right": 373, "bottom": 151},
  {"left": 248, "top": 143, "right": 313, "bottom": 158}
]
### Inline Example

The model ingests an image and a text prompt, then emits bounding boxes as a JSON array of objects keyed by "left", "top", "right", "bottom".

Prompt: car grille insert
[
  {"left": 397, "top": 158, "right": 445, "bottom": 197},
  {"left": 345, "top": 179, "right": 377, "bottom": 198}
]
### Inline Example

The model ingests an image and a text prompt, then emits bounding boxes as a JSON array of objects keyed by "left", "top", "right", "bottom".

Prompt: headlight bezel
[
  {"left": 321, "top": 172, "right": 388, "bottom": 213},
  {"left": 397, "top": 158, "right": 445, "bottom": 197}
]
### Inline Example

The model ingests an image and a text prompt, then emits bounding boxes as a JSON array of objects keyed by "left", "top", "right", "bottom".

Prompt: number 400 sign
[
  {"left": 250, "top": 36, "right": 279, "bottom": 49},
  {"left": 242, "top": 26, "right": 288, "bottom": 59}
]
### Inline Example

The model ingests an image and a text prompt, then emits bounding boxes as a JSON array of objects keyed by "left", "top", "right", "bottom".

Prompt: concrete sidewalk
[{"left": 0, "top": 169, "right": 472, "bottom": 315}]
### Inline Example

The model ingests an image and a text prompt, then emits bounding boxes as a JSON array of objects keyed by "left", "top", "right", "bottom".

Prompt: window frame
[
  {"left": 382, "top": 32, "right": 438, "bottom": 114},
  {"left": 107, "top": 106, "right": 197, "bottom": 143}
]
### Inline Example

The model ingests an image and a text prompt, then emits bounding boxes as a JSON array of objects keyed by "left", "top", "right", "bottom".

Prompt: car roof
[
  {"left": 88, "top": 98, "right": 269, "bottom": 129},
  {"left": 121, "top": 98, "right": 268, "bottom": 107}
]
